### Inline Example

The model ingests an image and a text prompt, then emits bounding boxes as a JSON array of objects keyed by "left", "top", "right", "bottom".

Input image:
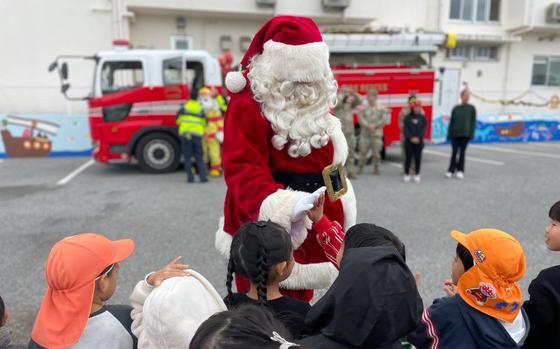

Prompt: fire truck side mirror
[
  {"left": 60, "top": 63, "right": 69, "bottom": 80},
  {"left": 61, "top": 83, "right": 71, "bottom": 94},
  {"left": 48, "top": 61, "right": 58, "bottom": 72}
]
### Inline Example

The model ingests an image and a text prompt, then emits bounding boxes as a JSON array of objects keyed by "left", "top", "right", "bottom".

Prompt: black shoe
[
  {"left": 200, "top": 178, "right": 209, "bottom": 183},
  {"left": 187, "top": 178, "right": 194, "bottom": 183}
]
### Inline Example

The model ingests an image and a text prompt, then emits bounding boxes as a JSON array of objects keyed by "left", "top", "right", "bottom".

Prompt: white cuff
[{"left": 258, "top": 189, "right": 312, "bottom": 249}]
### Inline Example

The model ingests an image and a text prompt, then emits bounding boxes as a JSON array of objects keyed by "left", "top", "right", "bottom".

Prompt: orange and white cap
[
  {"left": 451, "top": 228, "right": 526, "bottom": 323},
  {"left": 31, "top": 233, "right": 135, "bottom": 348}
]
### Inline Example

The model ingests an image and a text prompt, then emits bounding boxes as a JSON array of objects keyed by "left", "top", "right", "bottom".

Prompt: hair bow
[{"left": 270, "top": 331, "right": 300, "bottom": 349}]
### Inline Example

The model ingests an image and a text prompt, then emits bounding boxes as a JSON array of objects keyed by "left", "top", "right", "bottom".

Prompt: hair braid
[
  {"left": 256, "top": 243, "right": 269, "bottom": 305},
  {"left": 225, "top": 258, "right": 235, "bottom": 306}
]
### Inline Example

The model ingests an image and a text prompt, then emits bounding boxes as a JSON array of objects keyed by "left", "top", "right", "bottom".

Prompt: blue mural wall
[
  {"left": 432, "top": 113, "right": 560, "bottom": 144},
  {"left": 0, "top": 114, "right": 91, "bottom": 159},
  {"left": 1, "top": 112, "right": 559, "bottom": 159}
]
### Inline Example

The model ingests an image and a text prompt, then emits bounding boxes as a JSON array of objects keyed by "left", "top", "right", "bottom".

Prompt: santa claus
[{"left": 215, "top": 15, "right": 356, "bottom": 301}]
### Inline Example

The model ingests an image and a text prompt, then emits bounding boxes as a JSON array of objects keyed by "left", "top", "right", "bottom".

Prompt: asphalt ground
[{"left": 1, "top": 141, "right": 559, "bottom": 344}]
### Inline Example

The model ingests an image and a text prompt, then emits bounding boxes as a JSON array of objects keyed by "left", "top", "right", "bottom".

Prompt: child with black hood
[{"left": 299, "top": 223, "right": 423, "bottom": 349}]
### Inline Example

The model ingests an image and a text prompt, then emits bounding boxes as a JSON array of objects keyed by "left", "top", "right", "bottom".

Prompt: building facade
[{"left": 0, "top": 0, "right": 559, "bottom": 150}]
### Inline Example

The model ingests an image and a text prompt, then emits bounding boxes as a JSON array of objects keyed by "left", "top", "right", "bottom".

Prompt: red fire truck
[
  {"left": 50, "top": 33, "right": 457, "bottom": 173},
  {"left": 49, "top": 45, "right": 222, "bottom": 173},
  {"left": 332, "top": 65, "right": 436, "bottom": 148}
]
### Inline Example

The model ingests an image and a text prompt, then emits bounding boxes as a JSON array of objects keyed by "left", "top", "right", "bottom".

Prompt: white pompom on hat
[{"left": 225, "top": 70, "right": 247, "bottom": 94}]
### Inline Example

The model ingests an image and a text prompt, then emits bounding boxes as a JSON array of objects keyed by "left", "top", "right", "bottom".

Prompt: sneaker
[
  {"left": 403, "top": 175, "right": 411, "bottom": 183},
  {"left": 413, "top": 175, "right": 421, "bottom": 183},
  {"left": 445, "top": 172, "right": 453, "bottom": 179},
  {"left": 456, "top": 172, "right": 464, "bottom": 180}
]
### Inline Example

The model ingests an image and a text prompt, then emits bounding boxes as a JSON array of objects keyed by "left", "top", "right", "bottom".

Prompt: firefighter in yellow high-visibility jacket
[{"left": 197, "top": 87, "right": 225, "bottom": 177}]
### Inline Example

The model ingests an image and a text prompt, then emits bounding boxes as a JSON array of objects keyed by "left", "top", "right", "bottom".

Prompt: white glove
[
  {"left": 216, "top": 131, "right": 224, "bottom": 143},
  {"left": 291, "top": 186, "right": 326, "bottom": 222}
]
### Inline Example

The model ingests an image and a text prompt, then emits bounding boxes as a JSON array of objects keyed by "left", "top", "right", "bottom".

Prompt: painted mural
[
  {"left": 0, "top": 114, "right": 91, "bottom": 159},
  {"left": 432, "top": 113, "right": 560, "bottom": 144}
]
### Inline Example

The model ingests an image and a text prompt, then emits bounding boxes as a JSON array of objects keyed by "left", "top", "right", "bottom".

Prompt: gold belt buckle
[{"left": 322, "top": 163, "right": 348, "bottom": 202}]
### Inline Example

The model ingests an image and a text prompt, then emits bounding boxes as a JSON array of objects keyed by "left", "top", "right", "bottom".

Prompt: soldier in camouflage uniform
[
  {"left": 358, "top": 90, "right": 388, "bottom": 176},
  {"left": 334, "top": 87, "right": 361, "bottom": 178}
]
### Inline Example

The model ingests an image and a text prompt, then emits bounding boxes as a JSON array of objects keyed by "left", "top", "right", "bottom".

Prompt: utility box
[
  {"left": 322, "top": 0, "right": 351, "bottom": 10},
  {"left": 256, "top": 0, "right": 276, "bottom": 6}
]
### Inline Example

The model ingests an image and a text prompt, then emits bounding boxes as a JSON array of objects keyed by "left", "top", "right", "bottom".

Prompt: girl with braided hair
[{"left": 224, "top": 221, "right": 310, "bottom": 338}]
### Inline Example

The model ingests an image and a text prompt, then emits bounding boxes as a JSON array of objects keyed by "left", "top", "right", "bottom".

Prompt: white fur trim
[
  {"left": 279, "top": 260, "right": 338, "bottom": 290},
  {"left": 258, "top": 189, "right": 312, "bottom": 250},
  {"left": 215, "top": 216, "right": 233, "bottom": 259},
  {"left": 327, "top": 116, "right": 348, "bottom": 166},
  {"left": 215, "top": 222, "right": 338, "bottom": 290},
  {"left": 225, "top": 71, "right": 247, "bottom": 93},
  {"left": 262, "top": 40, "right": 330, "bottom": 82},
  {"left": 341, "top": 178, "right": 357, "bottom": 230}
]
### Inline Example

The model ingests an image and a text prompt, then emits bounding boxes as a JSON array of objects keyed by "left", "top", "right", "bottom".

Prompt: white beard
[{"left": 248, "top": 52, "right": 338, "bottom": 158}]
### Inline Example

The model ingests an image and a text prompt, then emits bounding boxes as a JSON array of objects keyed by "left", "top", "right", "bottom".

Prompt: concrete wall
[
  {"left": 0, "top": 0, "right": 115, "bottom": 115},
  {"left": 1, "top": 0, "right": 559, "bottom": 120},
  {"left": 130, "top": 13, "right": 265, "bottom": 60}
]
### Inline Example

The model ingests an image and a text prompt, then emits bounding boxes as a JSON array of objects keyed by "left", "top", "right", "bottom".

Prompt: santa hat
[{"left": 225, "top": 16, "right": 330, "bottom": 93}]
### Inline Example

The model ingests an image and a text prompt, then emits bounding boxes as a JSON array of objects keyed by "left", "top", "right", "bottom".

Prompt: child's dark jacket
[
  {"left": 522, "top": 265, "right": 560, "bottom": 348},
  {"left": 408, "top": 295, "right": 529, "bottom": 349}
]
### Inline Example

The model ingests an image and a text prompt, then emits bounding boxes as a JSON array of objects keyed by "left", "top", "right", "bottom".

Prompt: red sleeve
[
  {"left": 312, "top": 216, "right": 345, "bottom": 268},
  {"left": 222, "top": 90, "right": 284, "bottom": 233}
]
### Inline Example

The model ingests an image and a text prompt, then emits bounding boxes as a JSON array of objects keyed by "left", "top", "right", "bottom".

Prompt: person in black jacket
[
  {"left": 403, "top": 101, "right": 427, "bottom": 183},
  {"left": 299, "top": 224, "right": 423, "bottom": 349},
  {"left": 522, "top": 200, "right": 560, "bottom": 348}
]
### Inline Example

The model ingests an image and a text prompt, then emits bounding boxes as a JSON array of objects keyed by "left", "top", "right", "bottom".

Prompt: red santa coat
[{"left": 215, "top": 84, "right": 356, "bottom": 297}]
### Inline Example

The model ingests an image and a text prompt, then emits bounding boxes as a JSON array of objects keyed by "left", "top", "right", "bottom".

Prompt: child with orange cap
[
  {"left": 408, "top": 228, "right": 529, "bottom": 349},
  {"left": 522, "top": 200, "right": 560, "bottom": 348},
  {"left": 28, "top": 233, "right": 136, "bottom": 349}
]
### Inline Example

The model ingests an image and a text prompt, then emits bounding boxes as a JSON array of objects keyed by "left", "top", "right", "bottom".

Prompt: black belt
[{"left": 272, "top": 171, "right": 343, "bottom": 193}]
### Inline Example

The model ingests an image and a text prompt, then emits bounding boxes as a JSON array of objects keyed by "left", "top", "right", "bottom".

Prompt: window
[
  {"left": 170, "top": 36, "right": 193, "bottom": 50},
  {"left": 473, "top": 46, "right": 498, "bottom": 60},
  {"left": 532, "top": 56, "right": 560, "bottom": 86},
  {"left": 450, "top": 0, "right": 500, "bottom": 22},
  {"left": 447, "top": 45, "right": 499, "bottom": 61},
  {"left": 163, "top": 57, "right": 183, "bottom": 85},
  {"left": 161, "top": 57, "right": 205, "bottom": 92},
  {"left": 186, "top": 61, "right": 205, "bottom": 93},
  {"left": 100, "top": 60, "right": 144, "bottom": 95}
]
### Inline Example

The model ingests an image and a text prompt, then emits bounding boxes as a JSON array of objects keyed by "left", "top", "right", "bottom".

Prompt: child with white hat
[{"left": 130, "top": 257, "right": 227, "bottom": 348}]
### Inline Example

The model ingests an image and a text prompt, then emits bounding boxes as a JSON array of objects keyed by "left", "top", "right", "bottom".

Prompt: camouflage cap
[{"left": 367, "top": 90, "right": 378, "bottom": 97}]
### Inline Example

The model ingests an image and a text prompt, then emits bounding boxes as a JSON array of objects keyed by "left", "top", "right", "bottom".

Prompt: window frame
[
  {"left": 96, "top": 58, "right": 147, "bottom": 97},
  {"left": 449, "top": 0, "right": 500, "bottom": 24},
  {"left": 532, "top": 56, "right": 560, "bottom": 87},
  {"left": 170, "top": 35, "right": 193, "bottom": 50},
  {"left": 446, "top": 44, "right": 500, "bottom": 62},
  {"left": 162, "top": 56, "right": 184, "bottom": 86}
]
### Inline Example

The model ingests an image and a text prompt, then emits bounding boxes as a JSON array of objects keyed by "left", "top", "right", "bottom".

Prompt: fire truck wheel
[{"left": 136, "top": 133, "right": 180, "bottom": 173}]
